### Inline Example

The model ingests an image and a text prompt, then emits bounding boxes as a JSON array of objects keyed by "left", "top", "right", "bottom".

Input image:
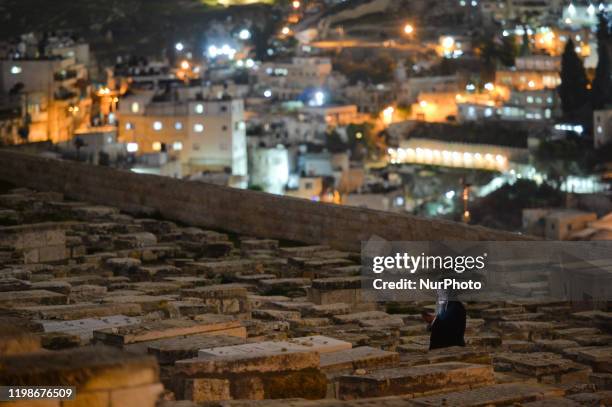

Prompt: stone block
[
  {"left": 148, "top": 334, "right": 245, "bottom": 365},
  {"left": 320, "top": 346, "right": 399, "bottom": 373},
  {"left": 410, "top": 382, "right": 565, "bottom": 406},
  {"left": 184, "top": 378, "right": 231, "bottom": 402},
  {"left": 108, "top": 383, "right": 164, "bottom": 407},
  {"left": 94, "top": 316, "right": 246, "bottom": 346},
  {"left": 0, "top": 290, "right": 67, "bottom": 306},
  {"left": 338, "top": 362, "right": 495, "bottom": 399},
  {"left": 0, "top": 347, "right": 159, "bottom": 390}
]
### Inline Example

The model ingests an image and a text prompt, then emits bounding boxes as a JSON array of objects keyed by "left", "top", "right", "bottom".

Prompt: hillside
[{"left": 0, "top": 0, "right": 276, "bottom": 64}]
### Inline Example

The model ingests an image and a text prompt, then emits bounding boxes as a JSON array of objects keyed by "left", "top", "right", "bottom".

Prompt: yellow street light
[
  {"left": 404, "top": 24, "right": 414, "bottom": 35},
  {"left": 382, "top": 106, "right": 395, "bottom": 125}
]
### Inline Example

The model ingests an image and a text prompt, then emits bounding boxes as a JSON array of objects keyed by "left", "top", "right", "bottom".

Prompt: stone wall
[{"left": 0, "top": 151, "right": 529, "bottom": 251}]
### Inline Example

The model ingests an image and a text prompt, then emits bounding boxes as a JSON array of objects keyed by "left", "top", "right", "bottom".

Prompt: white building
[
  {"left": 594, "top": 109, "right": 612, "bottom": 149},
  {"left": 249, "top": 146, "right": 290, "bottom": 195},
  {"left": 0, "top": 55, "right": 90, "bottom": 143},
  {"left": 118, "top": 91, "right": 247, "bottom": 177},
  {"left": 458, "top": 89, "right": 559, "bottom": 122}
]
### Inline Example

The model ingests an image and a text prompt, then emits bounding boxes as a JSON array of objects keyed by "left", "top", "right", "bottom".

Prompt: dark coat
[{"left": 429, "top": 301, "right": 466, "bottom": 350}]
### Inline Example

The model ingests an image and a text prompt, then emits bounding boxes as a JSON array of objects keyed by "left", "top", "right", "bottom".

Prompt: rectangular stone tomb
[
  {"left": 185, "top": 260, "right": 255, "bottom": 277},
  {"left": 198, "top": 335, "right": 352, "bottom": 358},
  {"left": 0, "top": 222, "right": 68, "bottom": 263},
  {"left": 41, "top": 315, "right": 140, "bottom": 343},
  {"left": 148, "top": 334, "right": 246, "bottom": 365},
  {"left": 574, "top": 346, "right": 612, "bottom": 373},
  {"left": 309, "top": 277, "right": 365, "bottom": 306},
  {"left": 93, "top": 316, "right": 246, "bottom": 346},
  {"left": 18, "top": 303, "right": 143, "bottom": 320},
  {"left": 181, "top": 284, "right": 250, "bottom": 314},
  {"left": 320, "top": 346, "right": 399, "bottom": 373},
  {"left": 0, "top": 289, "right": 67, "bottom": 306},
  {"left": 175, "top": 349, "right": 327, "bottom": 401},
  {"left": 337, "top": 362, "right": 495, "bottom": 399},
  {"left": 0, "top": 347, "right": 163, "bottom": 407},
  {"left": 410, "top": 382, "right": 565, "bottom": 406},
  {"left": 495, "top": 352, "right": 592, "bottom": 383}
]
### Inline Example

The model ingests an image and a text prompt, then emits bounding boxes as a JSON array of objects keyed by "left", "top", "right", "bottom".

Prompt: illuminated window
[
  {"left": 153, "top": 121, "right": 162, "bottom": 131},
  {"left": 127, "top": 142, "right": 138, "bottom": 153},
  {"left": 152, "top": 142, "right": 162, "bottom": 151},
  {"left": 125, "top": 122, "right": 134, "bottom": 130},
  {"left": 131, "top": 102, "right": 140, "bottom": 113},
  {"left": 173, "top": 141, "right": 183, "bottom": 151},
  {"left": 175, "top": 122, "right": 183, "bottom": 130},
  {"left": 10, "top": 66, "right": 22, "bottom": 75},
  {"left": 195, "top": 104, "right": 204, "bottom": 114},
  {"left": 194, "top": 123, "right": 204, "bottom": 132}
]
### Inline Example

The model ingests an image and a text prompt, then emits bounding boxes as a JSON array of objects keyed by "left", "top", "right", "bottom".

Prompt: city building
[
  {"left": 300, "top": 104, "right": 360, "bottom": 126},
  {"left": 495, "top": 55, "right": 561, "bottom": 91},
  {"left": 248, "top": 145, "right": 290, "bottom": 194},
  {"left": 342, "top": 83, "right": 395, "bottom": 114},
  {"left": 118, "top": 90, "right": 247, "bottom": 178},
  {"left": 0, "top": 39, "right": 91, "bottom": 143},
  {"left": 255, "top": 57, "right": 332, "bottom": 100},
  {"left": 523, "top": 208, "right": 598, "bottom": 239},
  {"left": 458, "top": 89, "right": 559, "bottom": 122},
  {"left": 397, "top": 75, "right": 459, "bottom": 105},
  {"left": 594, "top": 108, "right": 612, "bottom": 149}
]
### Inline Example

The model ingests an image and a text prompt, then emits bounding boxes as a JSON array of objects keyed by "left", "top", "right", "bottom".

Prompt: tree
[
  {"left": 592, "top": 13, "right": 612, "bottom": 110},
  {"left": 533, "top": 136, "right": 591, "bottom": 187},
  {"left": 559, "top": 39, "right": 590, "bottom": 119},
  {"left": 477, "top": 31, "right": 517, "bottom": 80},
  {"left": 469, "top": 180, "right": 563, "bottom": 231}
]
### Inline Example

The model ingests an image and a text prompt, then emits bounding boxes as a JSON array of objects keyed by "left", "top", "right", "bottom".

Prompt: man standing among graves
[{"left": 422, "top": 288, "right": 466, "bottom": 350}]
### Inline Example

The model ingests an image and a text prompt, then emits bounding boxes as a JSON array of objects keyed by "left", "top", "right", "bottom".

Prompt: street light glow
[
  {"left": 404, "top": 24, "right": 414, "bottom": 35},
  {"left": 442, "top": 36, "right": 455, "bottom": 49},
  {"left": 239, "top": 29, "right": 251, "bottom": 40},
  {"left": 382, "top": 106, "right": 395, "bottom": 125}
]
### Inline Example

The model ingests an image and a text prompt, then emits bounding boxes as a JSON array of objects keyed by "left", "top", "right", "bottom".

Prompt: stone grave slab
[
  {"left": 198, "top": 335, "right": 352, "bottom": 358},
  {"left": 147, "top": 334, "right": 246, "bottom": 364},
  {"left": 320, "top": 346, "right": 399, "bottom": 373},
  {"left": 40, "top": 315, "right": 140, "bottom": 343},
  {"left": 410, "top": 382, "right": 565, "bottom": 406},
  {"left": 338, "top": 362, "right": 495, "bottom": 399},
  {"left": 94, "top": 315, "right": 246, "bottom": 346},
  {"left": 0, "top": 289, "right": 67, "bottom": 306}
]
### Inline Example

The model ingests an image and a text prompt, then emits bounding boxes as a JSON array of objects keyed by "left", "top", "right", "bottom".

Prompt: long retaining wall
[{"left": 0, "top": 151, "right": 529, "bottom": 251}]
